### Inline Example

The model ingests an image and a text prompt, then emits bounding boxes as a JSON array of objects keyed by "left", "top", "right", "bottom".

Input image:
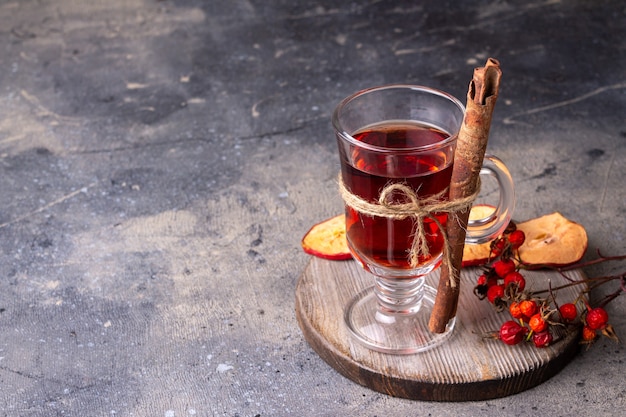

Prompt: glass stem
[{"left": 373, "top": 276, "right": 425, "bottom": 315}]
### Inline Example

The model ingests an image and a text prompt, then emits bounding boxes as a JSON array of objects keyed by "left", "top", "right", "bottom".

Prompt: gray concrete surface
[{"left": 0, "top": 1, "right": 624, "bottom": 416}]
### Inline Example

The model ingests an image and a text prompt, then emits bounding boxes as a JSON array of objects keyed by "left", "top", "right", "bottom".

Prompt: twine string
[{"left": 338, "top": 173, "right": 480, "bottom": 286}]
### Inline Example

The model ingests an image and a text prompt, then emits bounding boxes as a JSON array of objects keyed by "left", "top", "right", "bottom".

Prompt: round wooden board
[{"left": 295, "top": 257, "right": 584, "bottom": 401}]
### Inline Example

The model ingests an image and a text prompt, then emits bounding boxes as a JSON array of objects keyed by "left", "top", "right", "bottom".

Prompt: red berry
[
  {"left": 499, "top": 320, "right": 528, "bottom": 346},
  {"left": 529, "top": 313, "right": 548, "bottom": 333},
  {"left": 559, "top": 303, "right": 578, "bottom": 322},
  {"left": 504, "top": 271, "right": 526, "bottom": 292},
  {"left": 476, "top": 274, "right": 488, "bottom": 286},
  {"left": 532, "top": 331, "right": 553, "bottom": 348},
  {"left": 493, "top": 259, "right": 516, "bottom": 278},
  {"left": 586, "top": 307, "right": 609, "bottom": 330},
  {"left": 491, "top": 238, "right": 508, "bottom": 257},
  {"left": 519, "top": 300, "right": 538, "bottom": 318},
  {"left": 509, "top": 301, "right": 525, "bottom": 319},
  {"left": 477, "top": 273, "right": 498, "bottom": 287},
  {"left": 487, "top": 284, "right": 505, "bottom": 304},
  {"left": 582, "top": 326, "right": 597, "bottom": 342},
  {"left": 474, "top": 273, "right": 499, "bottom": 299},
  {"left": 508, "top": 230, "right": 526, "bottom": 249}
]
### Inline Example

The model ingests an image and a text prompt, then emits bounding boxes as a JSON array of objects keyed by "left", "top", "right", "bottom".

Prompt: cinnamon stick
[{"left": 428, "top": 58, "right": 502, "bottom": 333}]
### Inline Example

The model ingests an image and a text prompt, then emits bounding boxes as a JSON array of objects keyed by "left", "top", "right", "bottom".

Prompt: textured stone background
[{"left": 0, "top": 1, "right": 624, "bottom": 416}]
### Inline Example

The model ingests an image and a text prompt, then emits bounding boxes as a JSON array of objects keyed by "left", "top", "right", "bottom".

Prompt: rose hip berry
[
  {"left": 487, "top": 284, "right": 505, "bottom": 304},
  {"left": 499, "top": 320, "right": 528, "bottom": 346},
  {"left": 529, "top": 313, "right": 548, "bottom": 333},
  {"left": 504, "top": 271, "right": 526, "bottom": 291},
  {"left": 586, "top": 307, "right": 609, "bottom": 330},
  {"left": 532, "top": 331, "right": 553, "bottom": 348},
  {"left": 508, "top": 230, "right": 526, "bottom": 249},
  {"left": 509, "top": 301, "right": 525, "bottom": 320},
  {"left": 476, "top": 274, "right": 488, "bottom": 286},
  {"left": 474, "top": 274, "right": 499, "bottom": 299},
  {"left": 582, "top": 326, "right": 597, "bottom": 342},
  {"left": 519, "top": 300, "right": 538, "bottom": 318},
  {"left": 559, "top": 303, "right": 578, "bottom": 322},
  {"left": 490, "top": 238, "right": 508, "bottom": 257},
  {"left": 476, "top": 273, "right": 498, "bottom": 288},
  {"left": 493, "top": 259, "right": 516, "bottom": 278}
]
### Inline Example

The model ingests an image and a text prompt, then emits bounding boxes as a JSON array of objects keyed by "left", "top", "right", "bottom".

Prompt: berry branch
[
  {"left": 550, "top": 251, "right": 626, "bottom": 271},
  {"left": 519, "top": 251, "right": 626, "bottom": 283},
  {"left": 476, "top": 223, "right": 624, "bottom": 348}
]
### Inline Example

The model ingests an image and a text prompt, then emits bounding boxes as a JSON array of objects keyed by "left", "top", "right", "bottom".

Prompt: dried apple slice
[
  {"left": 301, "top": 214, "right": 352, "bottom": 260},
  {"left": 516, "top": 212, "right": 587, "bottom": 267},
  {"left": 461, "top": 205, "right": 497, "bottom": 267}
]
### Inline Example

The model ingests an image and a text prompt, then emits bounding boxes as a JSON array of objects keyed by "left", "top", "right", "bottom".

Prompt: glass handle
[{"left": 465, "top": 155, "right": 515, "bottom": 244}]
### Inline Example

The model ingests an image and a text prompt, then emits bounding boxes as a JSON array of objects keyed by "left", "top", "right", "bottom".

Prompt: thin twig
[
  {"left": 531, "top": 275, "right": 619, "bottom": 296},
  {"left": 558, "top": 250, "right": 626, "bottom": 272}
]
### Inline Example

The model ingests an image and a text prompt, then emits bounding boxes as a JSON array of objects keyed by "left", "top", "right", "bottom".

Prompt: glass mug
[{"left": 333, "top": 85, "right": 514, "bottom": 354}]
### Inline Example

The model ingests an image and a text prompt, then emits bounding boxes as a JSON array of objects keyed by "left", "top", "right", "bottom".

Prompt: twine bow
[{"left": 338, "top": 173, "right": 480, "bottom": 285}]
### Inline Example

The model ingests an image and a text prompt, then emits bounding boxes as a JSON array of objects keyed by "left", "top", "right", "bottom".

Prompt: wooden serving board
[{"left": 295, "top": 257, "right": 584, "bottom": 401}]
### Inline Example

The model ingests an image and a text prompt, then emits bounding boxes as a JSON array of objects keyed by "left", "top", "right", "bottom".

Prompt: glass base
[{"left": 344, "top": 284, "right": 456, "bottom": 354}]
